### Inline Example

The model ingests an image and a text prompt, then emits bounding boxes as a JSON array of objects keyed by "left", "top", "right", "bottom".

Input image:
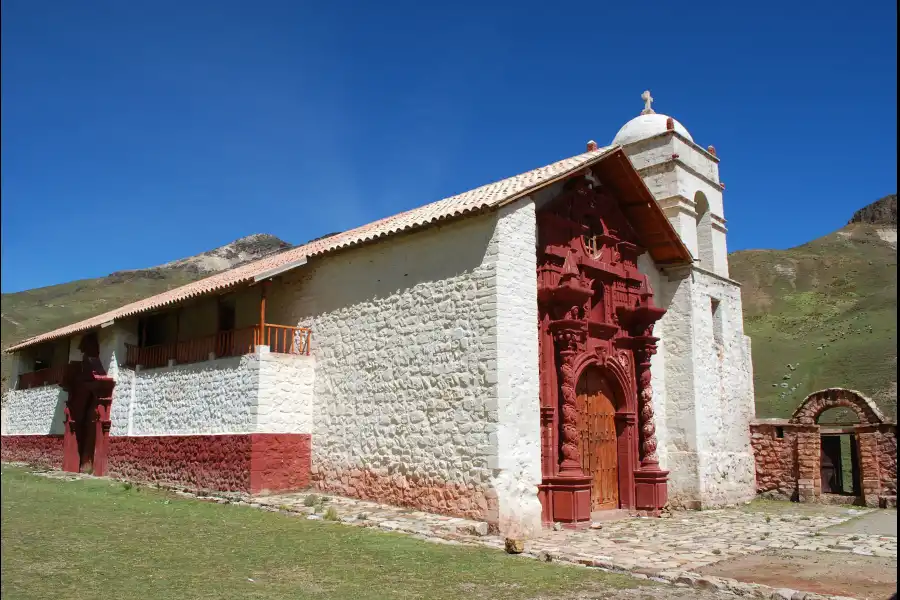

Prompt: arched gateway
[{"left": 536, "top": 174, "right": 670, "bottom": 525}]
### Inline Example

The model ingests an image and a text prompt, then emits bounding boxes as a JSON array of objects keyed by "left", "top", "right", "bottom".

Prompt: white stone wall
[
  {"left": 492, "top": 199, "right": 542, "bottom": 538},
  {"left": 1, "top": 385, "right": 67, "bottom": 435},
  {"left": 256, "top": 350, "right": 316, "bottom": 434},
  {"left": 652, "top": 268, "right": 703, "bottom": 506},
  {"left": 690, "top": 268, "right": 756, "bottom": 505},
  {"left": 115, "top": 355, "right": 259, "bottom": 435},
  {"left": 643, "top": 264, "right": 756, "bottom": 508},
  {"left": 268, "top": 212, "right": 500, "bottom": 500},
  {"left": 267, "top": 205, "right": 542, "bottom": 532},
  {"left": 106, "top": 347, "right": 315, "bottom": 437}
]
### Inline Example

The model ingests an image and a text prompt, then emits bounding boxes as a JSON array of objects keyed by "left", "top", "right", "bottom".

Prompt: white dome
[{"left": 612, "top": 112, "right": 693, "bottom": 146}]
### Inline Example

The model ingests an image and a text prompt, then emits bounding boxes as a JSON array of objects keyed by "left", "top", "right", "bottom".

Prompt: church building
[{"left": 1, "top": 93, "right": 756, "bottom": 536}]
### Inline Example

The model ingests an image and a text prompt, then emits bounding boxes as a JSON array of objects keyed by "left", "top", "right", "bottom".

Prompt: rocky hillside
[
  {"left": 849, "top": 193, "right": 897, "bottom": 226},
  {"left": 1, "top": 234, "right": 292, "bottom": 391},
  {"left": 730, "top": 194, "right": 898, "bottom": 420}
]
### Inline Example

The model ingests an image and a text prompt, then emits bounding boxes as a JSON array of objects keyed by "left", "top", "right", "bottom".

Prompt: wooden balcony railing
[
  {"left": 17, "top": 364, "right": 67, "bottom": 390},
  {"left": 124, "top": 324, "right": 311, "bottom": 370},
  {"left": 257, "top": 323, "right": 311, "bottom": 355}
]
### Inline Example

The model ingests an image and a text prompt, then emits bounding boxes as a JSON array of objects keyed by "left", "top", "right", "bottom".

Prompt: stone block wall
[
  {"left": 750, "top": 420, "right": 897, "bottom": 507},
  {"left": 267, "top": 201, "right": 542, "bottom": 533},
  {"left": 749, "top": 423, "right": 798, "bottom": 500}
]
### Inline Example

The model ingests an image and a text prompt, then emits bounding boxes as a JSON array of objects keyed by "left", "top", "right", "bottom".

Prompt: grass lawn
[{"left": 0, "top": 466, "right": 641, "bottom": 600}]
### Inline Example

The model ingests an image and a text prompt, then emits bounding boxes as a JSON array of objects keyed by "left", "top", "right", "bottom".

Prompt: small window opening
[
  {"left": 33, "top": 358, "right": 50, "bottom": 371},
  {"left": 775, "top": 427, "right": 784, "bottom": 439},
  {"left": 711, "top": 298, "right": 723, "bottom": 345}
]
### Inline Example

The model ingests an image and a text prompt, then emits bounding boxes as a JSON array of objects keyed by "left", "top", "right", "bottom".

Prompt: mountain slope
[
  {"left": 1, "top": 234, "right": 291, "bottom": 391},
  {"left": 730, "top": 194, "right": 897, "bottom": 420}
]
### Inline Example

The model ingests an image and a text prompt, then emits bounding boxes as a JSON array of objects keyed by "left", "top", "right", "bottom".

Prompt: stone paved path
[
  {"left": 255, "top": 492, "right": 896, "bottom": 569},
  {"left": 251, "top": 491, "right": 896, "bottom": 599}
]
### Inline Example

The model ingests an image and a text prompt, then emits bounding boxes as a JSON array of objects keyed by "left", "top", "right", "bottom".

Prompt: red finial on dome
[
  {"left": 586, "top": 140, "right": 598, "bottom": 151},
  {"left": 707, "top": 145, "right": 717, "bottom": 156}
]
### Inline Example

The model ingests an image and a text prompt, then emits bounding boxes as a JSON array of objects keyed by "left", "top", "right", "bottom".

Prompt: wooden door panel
[{"left": 576, "top": 369, "right": 619, "bottom": 511}]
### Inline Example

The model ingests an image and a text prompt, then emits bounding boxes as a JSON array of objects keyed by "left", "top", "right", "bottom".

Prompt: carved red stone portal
[
  {"left": 60, "top": 333, "right": 116, "bottom": 476},
  {"left": 537, "top": 175, "right": 667, "bottom": 526}
]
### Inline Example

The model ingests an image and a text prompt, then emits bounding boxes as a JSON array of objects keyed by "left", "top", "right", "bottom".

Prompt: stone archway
[
  {"left": 750, "top": 388, "right": 896, "bottom": 508},
  {"left": 790, "top": 388, "right": 886, "bottom": 426}
]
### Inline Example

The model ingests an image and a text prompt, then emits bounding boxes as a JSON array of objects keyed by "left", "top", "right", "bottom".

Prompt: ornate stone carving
[
  {"left": 558, "top": 355, "right": 581, "bottom": 473},
  {"left": 635, "top": 341, "right": 660, "bottom": 468}
]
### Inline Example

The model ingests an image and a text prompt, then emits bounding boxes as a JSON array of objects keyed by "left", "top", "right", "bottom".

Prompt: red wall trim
[
  {"left": 2, "top": 433, "right": 310, "bottom": 495},
  {"left": 1, "top": 435, "right": 64, "bottom": 468}
]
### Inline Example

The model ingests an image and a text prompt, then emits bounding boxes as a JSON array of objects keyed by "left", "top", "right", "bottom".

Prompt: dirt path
[
  {"left": 822, "top": 510, "right": 897, "bottom": 537},
  {"left": 697, "top": 549, "right": 896, "bottom": 599}
]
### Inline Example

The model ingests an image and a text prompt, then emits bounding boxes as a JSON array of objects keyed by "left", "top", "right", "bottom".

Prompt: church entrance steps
[
  {"left": 590, "top": 508, "right": 632, "bottom": 523},
  {"left": 13, "top": 465, "right": 897, "bottom": 599}
]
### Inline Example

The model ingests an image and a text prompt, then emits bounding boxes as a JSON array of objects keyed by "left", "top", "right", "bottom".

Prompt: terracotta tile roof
[{"left": 7, "top": 146, "right": 617, "bottom": 352}]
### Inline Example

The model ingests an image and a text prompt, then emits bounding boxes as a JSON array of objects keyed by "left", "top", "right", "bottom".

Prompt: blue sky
[{"left": 1, "top": 0, "right": 896, "bottom": 293}]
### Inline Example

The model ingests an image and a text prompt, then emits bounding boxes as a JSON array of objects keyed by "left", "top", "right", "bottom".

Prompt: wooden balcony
[
  {"left": 124, "top": 324, "right": 311, "bottom": 370},
  {"left": 17, "top": 364, "right": 67, "bottom": 390}
]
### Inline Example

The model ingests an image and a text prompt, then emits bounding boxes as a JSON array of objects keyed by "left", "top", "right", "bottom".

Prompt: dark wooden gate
[
  {"left": 576, "top": 369, "right": 619, "bottom": 511},
  {"left": 820, "top": 435, "right": 843, "bottom": 493}
]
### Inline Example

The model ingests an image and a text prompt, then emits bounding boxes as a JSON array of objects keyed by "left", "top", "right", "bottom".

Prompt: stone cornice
[
  {"left": 636, "top": 158, "right": 724, "bottom": 193},
  {"left": 660, "top": 263, "right": 741, "bottom": 287},
  {"left": 619, "top": 130, "right": 721, "bottom": 163}
]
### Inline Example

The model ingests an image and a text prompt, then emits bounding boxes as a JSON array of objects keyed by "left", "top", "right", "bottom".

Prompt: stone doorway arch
[{"left": 750, "top": 388, "right": 896, "bottom": 508}]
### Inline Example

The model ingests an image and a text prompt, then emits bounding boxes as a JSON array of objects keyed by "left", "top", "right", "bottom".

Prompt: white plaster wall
[
  {"left": 256, "top": 351, "right": 316, "bottom": 434},
  {"left": 672, "top": 137, "right": 720, "bottom": 191},
  {"left": 690, "top": 269, "right": 756, "bottom": 505},
  {"left": 1, "top": 385, "right": 67, "bottom": 435},
  {"left": 492, "top": 199, "right": 543, "bottom": 537},
  {"left": 652, "top": 270, "right": 703, "bottom": 507},
  {"left": 267, "top": 210, "right": 507, "bottom": 516}
]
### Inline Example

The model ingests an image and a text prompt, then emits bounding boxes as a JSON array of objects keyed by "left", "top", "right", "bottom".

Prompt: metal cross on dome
[{"left": 641, "top": 90, "right": 654, "bottom": 115}]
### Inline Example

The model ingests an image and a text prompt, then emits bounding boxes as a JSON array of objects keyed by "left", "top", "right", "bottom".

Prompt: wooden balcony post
[{"left": 259, "top": 280, "right": 271, "bottom": 347}]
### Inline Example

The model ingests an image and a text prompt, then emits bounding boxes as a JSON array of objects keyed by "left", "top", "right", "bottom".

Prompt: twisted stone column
[
  {"left": 635, "top": 343, "right": 660, "bottom": 469},
  {"left": 557, "top": 349, "right": 582, "bottom": 474}
]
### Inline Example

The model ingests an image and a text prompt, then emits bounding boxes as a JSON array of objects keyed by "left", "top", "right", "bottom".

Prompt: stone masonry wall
[
  {"left": 267, "top": 208, "right": 520, "bottom": 523},
  {"left": 750, "top": 421, "right": 897, "bottom": 506},
  {"left": 1, "top": 385, "right": 67, "bottom": 436},
  {"left": 749, "top": 423, "right": 798, "bottom": 500},
  {"left": 114, "top": 355, "right": 260, "bottom": 435}
]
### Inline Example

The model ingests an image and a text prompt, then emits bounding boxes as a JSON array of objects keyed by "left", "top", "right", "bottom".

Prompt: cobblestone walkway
[{"left": 254, "top": 492, "right": 896, "bottom": 571}]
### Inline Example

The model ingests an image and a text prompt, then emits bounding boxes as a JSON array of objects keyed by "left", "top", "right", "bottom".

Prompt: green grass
[
  {"left": 730, "top": 222, "right": 897, "bottom": 420},
  {"left": 0, "top": 466, "right": 639, "bottom": 600}
]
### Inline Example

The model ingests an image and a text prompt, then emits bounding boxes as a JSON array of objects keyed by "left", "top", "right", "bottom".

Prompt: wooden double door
[{"left": 576, "top": 368, "right": 620, "bottom": 510}]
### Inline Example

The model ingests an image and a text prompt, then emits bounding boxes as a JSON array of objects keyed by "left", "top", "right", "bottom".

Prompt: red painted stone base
[
  {"left": 634, "top": 469, "right": 669, "bottom": 514},
  {"left": 107, "top": 434, "right": 311, "bottom": 494},
  {"left": 1, "top": 435, "right": 65, "bottom": 468},
  {"left": 2, "top": 433, "right": 310, "bottom": 495},
  {"left": 538, "top": 476, "right": 592, "bottom": 526},
  {"left": 311, "top": 462, "right": 494, "bottom": 522}
]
